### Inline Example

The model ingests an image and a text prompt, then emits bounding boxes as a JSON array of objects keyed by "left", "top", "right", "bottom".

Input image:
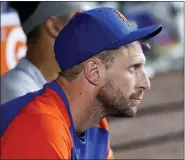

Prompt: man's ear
[
  {"left": 45, "top": 16, "right": 62, "bottom": 38},
  {"left": 83, "top": 58, "right": 106, "bottom": 86}
]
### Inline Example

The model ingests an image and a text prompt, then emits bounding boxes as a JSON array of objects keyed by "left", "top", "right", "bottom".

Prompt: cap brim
[{"left": 106, "top": 24, "right": 162, "bottom": 50}]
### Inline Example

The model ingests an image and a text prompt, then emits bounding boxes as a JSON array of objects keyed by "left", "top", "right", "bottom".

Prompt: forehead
[{"left": 116, "top": 41, "right": 146, "bottom": 65}]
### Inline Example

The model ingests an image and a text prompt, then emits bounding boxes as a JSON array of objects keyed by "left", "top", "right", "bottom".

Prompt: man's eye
[
  {"left": 130, "top": 64, "right": 140, "bottom": 72},
  {"left": 129, "top": 67, "right": 135, "bottom": 72},
  {"left": 131, "top": 66, "right": 137, "bottom": 71}
]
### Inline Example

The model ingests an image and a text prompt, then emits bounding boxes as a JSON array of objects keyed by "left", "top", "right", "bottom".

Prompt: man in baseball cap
[
  {"left": 1, "top": 2, "right": 98, "bottom": 104},
  {"left": 1, "top": 7, "right": 162, "bottom": 159}
]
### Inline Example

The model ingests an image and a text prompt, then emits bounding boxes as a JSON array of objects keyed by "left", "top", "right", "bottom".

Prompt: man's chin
[
  {"left": 110, "top": 106, "right": 138, "bottom": 118},
  {"left": 125, "top": 106, "right": 138, "bottom": 117}
]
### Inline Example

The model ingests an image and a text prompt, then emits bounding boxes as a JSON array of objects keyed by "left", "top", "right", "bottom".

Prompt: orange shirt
[{"left": 1, "top": 81, "right": 114, "bottom": 159}]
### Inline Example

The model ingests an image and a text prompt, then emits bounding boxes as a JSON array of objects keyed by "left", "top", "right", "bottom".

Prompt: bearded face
[
  {"left": 96, "top": 42, "right": 150, "bottom": 118},
  {"left": 97, "top": 78, "right": 144, "bottom": 117}
]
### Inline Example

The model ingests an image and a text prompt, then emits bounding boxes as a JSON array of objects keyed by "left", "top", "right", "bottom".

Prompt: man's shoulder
[
  {"left": 1, "top": 97, "right": 73, "bottom": 157},
  {"left": 20, "top": 87, "right": 71, "bottom": 126},
  {"left": 11, "top": 89, "right": 71, "bottom": 135},
  {"left": 1, "top": 86, "right": 71, "bottom": 136}
]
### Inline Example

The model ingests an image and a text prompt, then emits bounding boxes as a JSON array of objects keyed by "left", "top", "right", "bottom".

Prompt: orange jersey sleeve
[
  {"left": 1, "top": 114, "right": 72, "bottom": 159},
  {"left": 1, "top": 88, "right": 73, "bottom": 159}
]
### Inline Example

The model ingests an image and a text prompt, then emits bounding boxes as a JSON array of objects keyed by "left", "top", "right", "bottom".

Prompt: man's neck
[{"left": 56, "top": 77, "right": 104, "bottom": 133}]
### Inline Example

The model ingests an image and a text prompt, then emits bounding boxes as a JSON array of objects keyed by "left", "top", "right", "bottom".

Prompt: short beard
[{"left": 96, "top": 78, "right": 137, "bottom": 118}]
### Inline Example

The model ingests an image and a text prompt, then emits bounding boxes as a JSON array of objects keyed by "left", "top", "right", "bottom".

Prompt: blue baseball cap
[{"left": 54, "top": 7, "right": 162, "bottom": 71}]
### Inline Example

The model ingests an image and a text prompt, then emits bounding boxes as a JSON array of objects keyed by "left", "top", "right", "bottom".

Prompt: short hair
[{"left": 59, "top": 39, "right": 151, "bottom": 81}]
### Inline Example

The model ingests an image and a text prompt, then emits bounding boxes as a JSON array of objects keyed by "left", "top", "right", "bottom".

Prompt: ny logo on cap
[{"left": 114, "top": 10, "right": 131, "bottom": 26}]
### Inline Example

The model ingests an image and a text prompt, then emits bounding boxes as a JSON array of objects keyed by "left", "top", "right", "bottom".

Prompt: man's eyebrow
[{"left": 130, "top": 55, "right": 146, "bottom": 65}]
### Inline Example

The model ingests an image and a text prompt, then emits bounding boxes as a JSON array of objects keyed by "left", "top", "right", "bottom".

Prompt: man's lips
[
  {"left": 132, "top": 97, "right": 142, "bottom": 101},
  {"left": 130, "top": 98, "right": 141, "bottom": 106},
  {"left": 130, "top": 92, "right": 144, "bottom": 106}
]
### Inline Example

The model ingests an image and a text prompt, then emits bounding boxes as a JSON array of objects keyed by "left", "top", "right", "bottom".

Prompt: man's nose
[{"left": 137, "top": 71, "right": 151, "bottom": 91}]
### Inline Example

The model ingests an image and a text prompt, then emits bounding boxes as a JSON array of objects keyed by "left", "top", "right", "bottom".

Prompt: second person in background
[{"left": 1, "top": 2, "right": 98, "bottom": 104}]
